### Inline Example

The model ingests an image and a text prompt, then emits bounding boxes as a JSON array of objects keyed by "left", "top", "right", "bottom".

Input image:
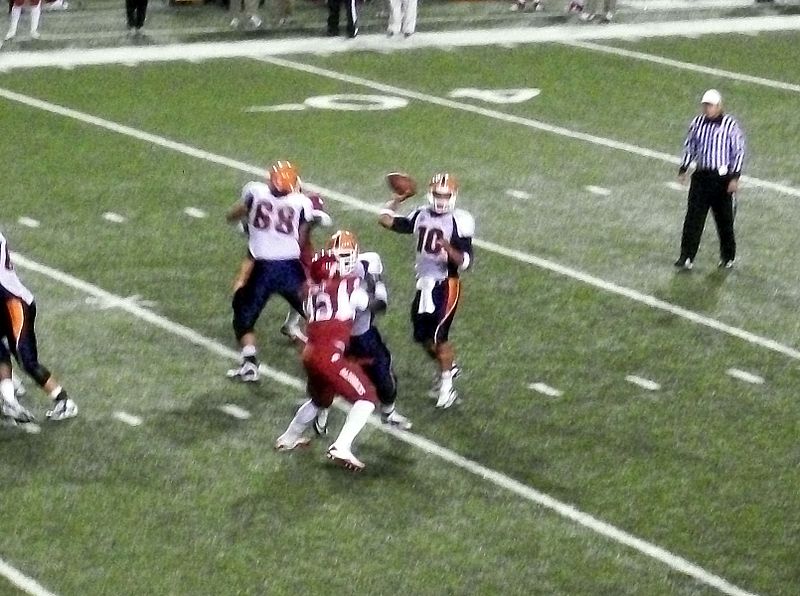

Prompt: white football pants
[{"left": 387, "top": 0, "right": 417, "bottom": 35}]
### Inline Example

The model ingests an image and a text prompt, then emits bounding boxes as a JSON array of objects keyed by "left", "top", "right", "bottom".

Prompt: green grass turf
[{"left": 2, "top": 35, "right": 800, "bottom": 595}]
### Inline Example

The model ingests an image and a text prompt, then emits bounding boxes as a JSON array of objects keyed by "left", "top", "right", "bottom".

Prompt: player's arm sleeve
[
  {"left": 452, "top": 211, "right": 475, "bottom": 272},
  {"left": 363, "top": 255, "right": 388, "bottom": 313},
  {"left": 380, "top": 209, "right": 418, "bottom": 234},
  {"left": 678, "top": 117, "right": 699, "bottom": 175}
]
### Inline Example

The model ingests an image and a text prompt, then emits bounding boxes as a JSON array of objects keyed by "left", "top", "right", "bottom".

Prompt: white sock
[
  {"left": 8, "top": 6, "right": 22, "bottom": 35},
  {"left": 332, "top": 400, "right": 375, "bottom": 452},
  {"left": 439, "top": 370, "right": 453, "bottom": 395},
  {"left": 284, "top": 310, "right": 302, "bottom": 328},
  {"left": 241, "top": 344, "right": 257, "bottom": 359},
  {"left": 30, "top": 3, "right": 41, "bottom": 33},
  {"left": 49, "top": 385, "right": 63, "bottom": 400},
  {"left": 316, "top": 407, "right": 329, "bottom": 428},
  {"left": 0, "top": 379, "right": 19, "bottom": 406},
  {"left": 282, "top": 399, "right": 318, "bottom": 438},
  {"left": 11, "top": 372, "right": 24, "bottom": 395}
]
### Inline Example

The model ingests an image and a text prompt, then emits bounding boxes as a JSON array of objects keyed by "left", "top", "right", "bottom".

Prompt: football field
[{"left": 1, "top": 24, "right": 800, "bottom": 595}]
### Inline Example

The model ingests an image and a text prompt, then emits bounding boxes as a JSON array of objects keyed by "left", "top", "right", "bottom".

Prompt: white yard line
[
  {"left": 10, "top": 251, "right": 758, "bottom": 596},
  {"left": 218, "top": 404, "right": 252, "bottom": 420},
  {"left": 666, "top": 181, "right": 685, "bottom": 191},
  {"left": 625, "top": 375, "right": 661, "bottom": 391},
  {"left": 528, "top": 382, "right": 564, "bottom": 397},
  {"left": 563, "top": 39, "right": 800, "bottom": 94},
  {"left": 183, "top": 207, "right": 208, "bottom": 218},
  {"left": 0, "top": 558, "right": 57, "bottom": 596},
  {"left": 505, "top": 189, "right": 533, "bottom": 200},
  {"left": 253, "top": 55, "right": 800, "bottom": 200},
  {"left": 2, "top": 87, "right": 800, "bottom": 364},
  {"left": 726, "top": 368, "right": 765, "bottom": 385},
  {"left": 113, "top": 411, "right": 143, "bottom": 426},
  {"left": 3, "top": 16, "right": 800, "bottom": 71},
  {"left": 102, "top": 212, "right": 126, "bottom": 223},
  {"left": 585, "top": 185, "right": 612, "bottom": 196},
  {"left": 17, "top": 217, "right": 41, "bottom": 228}
]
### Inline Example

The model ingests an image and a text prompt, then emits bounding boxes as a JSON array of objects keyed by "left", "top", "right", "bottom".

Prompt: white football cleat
[
  {"left": 436, "top": 387, "right": 458, "bottom": 409},
  {"left": 2, "top": 400, "right": 35, "bottom": 424},
  {"left": 381, "top": 409, "right": 412, "bottom": 430},
  {"left": 46, "top": 398, "right": 78, "bottom": 421},
  {"left": 226, "top": 361, "right": 259, "bottom": 382},
  {"left": 4, "top": 29, "right": 16, "bottom": 41},
  {"left": 326, "top": 445, "right": 365, "bottom": 471},
  {"left": 30, "top": 30, "right": 40, "bottom": 40},
  {"left": 274, "top": 433, "right": 311, "bottom": 451}
]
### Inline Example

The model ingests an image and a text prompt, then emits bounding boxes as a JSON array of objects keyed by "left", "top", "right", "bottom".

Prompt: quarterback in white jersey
[
  {"left": 225, "top": 160, "right": 316, "bottom": 382},
  {"left": 379, "top": 173, "right": 474, "bottom": 409},
  {"left": 0, "top": 232, "right": 78, "bottom": 423}
]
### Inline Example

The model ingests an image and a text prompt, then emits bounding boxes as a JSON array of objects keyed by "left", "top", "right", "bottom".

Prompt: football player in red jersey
[
  {"left": 379, "top": 173, "right": 474, "bottom": 409},
  {"left": 274, "top": 251, "right": 378, "bottom": 471}
]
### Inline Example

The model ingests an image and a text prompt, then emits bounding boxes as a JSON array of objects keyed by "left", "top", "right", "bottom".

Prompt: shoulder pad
[
  {"left": 453, "top": 209, "right": 475, "bottom": 237},
  {"left": 359, "top": 252, "right": 384, "bottom": 276}
]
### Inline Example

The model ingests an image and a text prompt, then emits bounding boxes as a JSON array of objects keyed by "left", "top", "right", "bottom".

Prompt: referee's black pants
[
  {"left": 679, "top": 170, "right": 737, "bottom": 263},
  {"left": 327, "top": 0, "right": 357, "bottom": 37},
  {"left": 126, "top": 0, "right": 148, "bottom": 29}
]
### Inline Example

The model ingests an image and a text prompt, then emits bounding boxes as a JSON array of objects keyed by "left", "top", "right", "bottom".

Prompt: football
[{"left": 386, "top": 172, "right": 417, "bottom": 200}]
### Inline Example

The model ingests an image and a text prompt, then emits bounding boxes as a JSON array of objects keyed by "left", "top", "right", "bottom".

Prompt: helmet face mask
[
  {"left": 426, "top": 173, "right": 458, "bottom": 214},
  {"left": 326, "top": 230, "right": 359, "bottom": 276}
]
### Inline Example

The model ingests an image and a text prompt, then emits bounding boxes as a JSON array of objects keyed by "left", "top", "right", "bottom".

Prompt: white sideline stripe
[
  {"left": 625, "top": 375, "right": 661, "bottom": 391},
  {"left": 726, "top": 368, "right": 765, "bottom": 385},
  {"left": 0, "top": 558, "right": 57, "bottom": 596},
  {"left": 17, "top": 217, "right": 41, "bottom": 228},
  {"left": 113, "top": 411, "right": 143, "bottom": 426},
  {"left": 585, "top": 185, "right": 612, "bottom": 196},
  {"left": 505, "top": 189, "right": 533, "bottom": 200},
  {"left": 563, "top": 40, "right": 800, "bottom": 94},
  {"left": 528, "top": 382, "right": 563, "bottom": 397},
  {"left": 219, "top": 404, "right": 252, "bottom": 420},
  {"left": 3, "top": 16, "right": 800, "bottom": 71},
  {"left": 2, "top": 87, "right": 800, "bottom": 365},
  {"left": 9, "top": 252, "right": 759, "bottom": 596},
  {"left": 183, "top": 207, "right": 208, "bottom": 219},
  {"left": 102, "top": 212, "right": 126, "bottom": 223},
  {"left": 253, "top": 55, "right": 800, "bottom": 201}
]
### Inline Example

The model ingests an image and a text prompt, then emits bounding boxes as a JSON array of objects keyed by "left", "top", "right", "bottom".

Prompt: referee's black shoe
[{"left": 674, "top": 257, "right": 693, "bottom": 271}]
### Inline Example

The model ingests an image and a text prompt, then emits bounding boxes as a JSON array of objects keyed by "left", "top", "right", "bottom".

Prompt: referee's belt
[{"left": 694, "top": 166, "right": 730, "bottom": 176}]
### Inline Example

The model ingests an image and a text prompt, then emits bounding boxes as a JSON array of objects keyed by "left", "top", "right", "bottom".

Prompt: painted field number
[{"left": 447, "top": 88, "right": 541, "bottom": 104}]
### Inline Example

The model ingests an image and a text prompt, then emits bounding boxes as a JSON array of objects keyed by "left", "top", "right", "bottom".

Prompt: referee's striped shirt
[{"left": 678, "top": 113, "right": 746, "bottom": 178}]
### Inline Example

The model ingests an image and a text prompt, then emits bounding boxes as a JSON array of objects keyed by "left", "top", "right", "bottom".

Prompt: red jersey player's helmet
[
  {"left": 325, "top": 230, "right": 359, "bottom": 276},
  {"left": 268, "top": 160, "right": 300, "bottom": 195},
  {"left": 308, "top": 250, "right": 339, "bottom": 283}
]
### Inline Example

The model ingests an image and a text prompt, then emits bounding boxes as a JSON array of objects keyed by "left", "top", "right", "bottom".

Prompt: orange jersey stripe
[{"left": 6, "top": 298, "right": 25, "bottom": 346}]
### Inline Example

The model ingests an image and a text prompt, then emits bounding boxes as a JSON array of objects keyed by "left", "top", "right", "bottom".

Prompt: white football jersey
[
  {"left": 241, "top": 181, "right": 314, "bottom": 261},
  {"left": 395, "top": 207, "right": 475, "bottom": 281},
  {"left": 351, "top": 252, "right": 387, "bottom": 337},
  {"left": 0, "top": 232, "right": 34, "bottom": 305}
]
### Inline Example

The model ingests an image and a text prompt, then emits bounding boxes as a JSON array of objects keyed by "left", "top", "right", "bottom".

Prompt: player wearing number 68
[
  {"left": 225, "top": 160, "right": 320, "bottom": 382},
  {"left": 378, "top": 172, "right": 475, "bottom": 409}
]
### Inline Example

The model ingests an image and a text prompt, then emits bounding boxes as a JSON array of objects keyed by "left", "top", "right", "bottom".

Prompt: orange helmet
[
  {"left": 427, "top": 172, "right": 458, "bottom": 213},
  {"left": 326, "top": 230, "right": 359, "bottom": 275},
  {"left": 268, "top": 160, "right": 300, "bottom": 195}
]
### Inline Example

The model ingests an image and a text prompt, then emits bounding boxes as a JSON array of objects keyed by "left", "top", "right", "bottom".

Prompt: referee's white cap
[{"left": 701, "top": 89, "right": 722, "bottom": 105}]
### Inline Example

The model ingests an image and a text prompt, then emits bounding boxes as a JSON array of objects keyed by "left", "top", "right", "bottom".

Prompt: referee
[{"left": 675, "top": 89, "right": 745, "bottom": 270}]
